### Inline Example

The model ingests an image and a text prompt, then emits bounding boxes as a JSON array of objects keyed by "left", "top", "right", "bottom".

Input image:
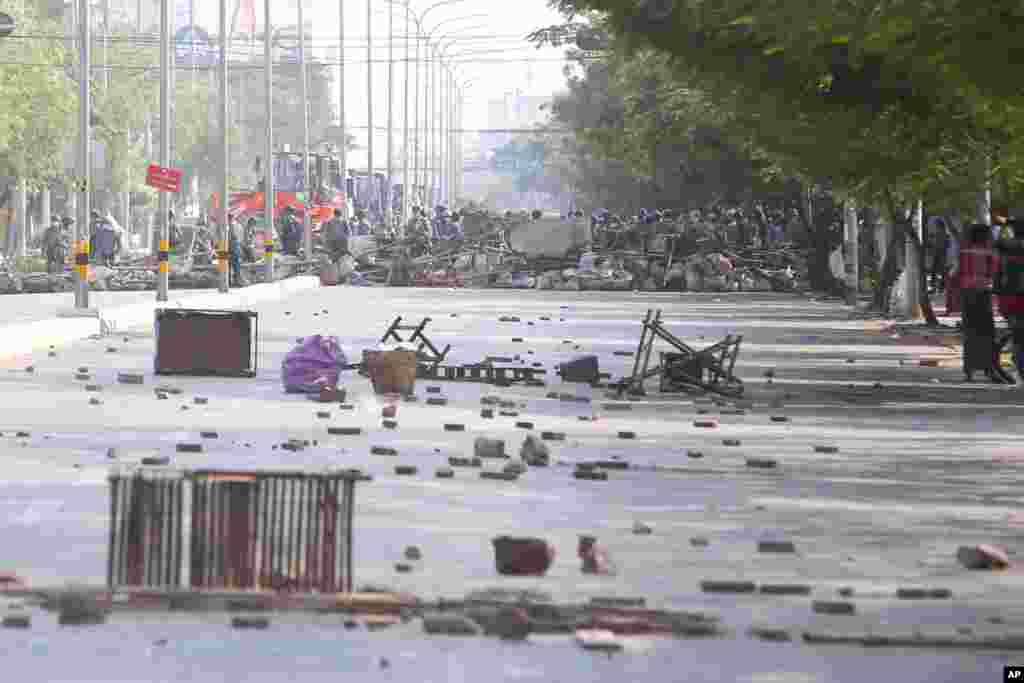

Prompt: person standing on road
[
  {"left": 996, "top": 220, "right": 1024, "bottom": 382},
  {"left": 959, "top": 223, "right": 1003, "bottom": 383},
  {"left": 323, "top": 209, "right": 349, "bottom": 264},
  {"left": 42, "top": 216, "right": 68, "bottom": 275}
]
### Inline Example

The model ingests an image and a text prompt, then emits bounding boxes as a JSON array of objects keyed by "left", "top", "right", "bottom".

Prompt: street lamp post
[
  {"left": 263, "top": 0, "right": 275, "bottom": 282},
  {"left": 156, "top": 0, "right": 169, "bottom": 303},
  {"left": 217, "top": 0, "right": 229, "bottom": 293},
  {"left": 386, "top": 1, "right": 394, "bottom": 230},
  {"left": 367, "top": 0, "right": 374, "bottom": 221},
  {"left": 299, "top": 0, "right": 312, "bottom": 261},
  {"left": 338, "top": 0, "right": 348, "bottom": 220}
]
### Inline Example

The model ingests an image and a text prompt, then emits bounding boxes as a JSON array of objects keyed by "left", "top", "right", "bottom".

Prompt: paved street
[{"left": 0, "top": 286, "right": 1021, "bottom": 681}]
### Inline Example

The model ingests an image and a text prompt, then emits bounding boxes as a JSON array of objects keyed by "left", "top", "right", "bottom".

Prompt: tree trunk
[
  {"left": 872, "top": 231, "right": 905, "bottom": 313},
  {"left": 883, "top": 189, "right": 939, "bottom": 325},
  {"left": 796, "top": 187, "right": 844, "bottom": 295}
]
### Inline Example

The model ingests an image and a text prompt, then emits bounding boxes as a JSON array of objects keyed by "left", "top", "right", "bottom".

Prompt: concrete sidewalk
[{"left": 0, "top": 276, "right": 321, "bottom": 361}]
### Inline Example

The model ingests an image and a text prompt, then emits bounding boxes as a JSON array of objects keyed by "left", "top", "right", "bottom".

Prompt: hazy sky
[{"left": 198, "top": 0, "right": 572, "bottom": 165}]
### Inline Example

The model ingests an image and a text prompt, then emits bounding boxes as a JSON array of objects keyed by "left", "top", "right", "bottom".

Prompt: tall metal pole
[
  {"left": 432, "top": 56, "right": 440, "bottom": 206},
  {"left": 217, "top": 0, "right": 230, "bottom": 292},
  {"left": 298, "top": 0, "right": 312, "bottom": 260},
  {"left": 156, "top": 0, "right": 169, "bottom": 302},
  {"left": 412, "top": 29, "right": 420, "bottom": 211},
  {"left": 386, "top": 3, "right": 394, "bottom": 229},
  {"left": 75, "top": 0, "right": 92, "bottom": 308},
  {"left": 263, "top": 0, "right": 275, "bottom": 281},
  {"left": 339, "top": 0, "right": 348, "bottom": 220},
  {"left": 367, "top": 0, "right": 374, "bottom": 221},
  {"left": 401, "top": 1, "right": 411, "bottom": 232}
]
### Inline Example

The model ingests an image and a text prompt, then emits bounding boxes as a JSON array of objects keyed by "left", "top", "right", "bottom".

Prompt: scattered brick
[
  {"left": 701, "top": 580, "right": 755, "bottom": 594},
  {"left": 758, "top": 540, "right": 796, "bottom": 554},
  {"left": 328, "top": 427, "right": 362, "bottom": 436},
  {"left": 371, "top": 446, "right": 398, "bottom": 456},
  {"left": 395, "top": 465, "right": 417, "bottom": 476},
  {"left": 812, "top": 601, "right": 856, "bottom": 616}
]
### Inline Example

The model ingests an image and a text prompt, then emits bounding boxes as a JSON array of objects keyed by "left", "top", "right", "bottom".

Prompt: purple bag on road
[{"left": 281, "top": 335, "right": 347, "bottom": 394}]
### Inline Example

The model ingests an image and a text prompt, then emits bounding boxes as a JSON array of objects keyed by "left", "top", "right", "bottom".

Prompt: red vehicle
[{"left": 212, "top": 152, "right": 347, "bottom": 235}]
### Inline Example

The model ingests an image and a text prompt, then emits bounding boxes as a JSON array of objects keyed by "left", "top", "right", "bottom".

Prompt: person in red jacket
[
  {"left": 959, "top": 223, "right": 1004, "bottom": 383},
  {"left": 996, "top": 220, "right": 1024, "bottom": 381}
]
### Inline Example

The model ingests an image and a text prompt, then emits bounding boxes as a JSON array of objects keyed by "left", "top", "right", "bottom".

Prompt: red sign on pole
[{"left": 145, "top": 164, "right": 183, "bottom": 193}]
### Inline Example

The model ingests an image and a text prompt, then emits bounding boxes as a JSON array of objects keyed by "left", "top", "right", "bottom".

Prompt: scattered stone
[
  {"left": 687, "top": 450, "right": 705, "bottom": 459},
  {"left": 88, "top": 397, "right": 102, "bottom": 406},
  {"left": 422, "top": 613, "right": 481, "bottom": 636},
  {"left": 896, "top": 588, "right": 952, "bottom": 600},
  {"left": 499, "top": 316, "right": 521, "bottom": 323},
  {"left": 770, "top": 416, "right": 790, "bottom": 423},
  {"left": 116, "top": 373, "right": 144, "bottom": 385},
  {"left": 590, "top": 460, "right": 627, "bottom": 471},
  {"left": 540, "top": 431, "right": 566, "bottom": 441},
  {"left": 382, "top": 420, "right": 398, "bottom": 429},
  {"left": 632, "top": 521, "right": 653, "bottom": 535},
  {"left": 231, "top": 616, "right": 270, "bottom": 629},
  {"left": 574, "top": 469, "right": 608, "bottom": 481},
  {"left": 57, "top": 593, "right": 108, "bottom": 626},
  {"left": 690, "top": 537, "right": 710, "bottom": 548},
  {"left": 481, "top": 396, "right": 501, "bottom": 406},
  {"left": 618, "top": 431, "right": 636, "bottom": 440},
  {"left": 106, "top": 448, "right": 118, "bottom": 460},
  {"left": 723, "top": 439, "right": 741, "bottom": 447},
  {"left": 578, "top": 416, "right": 594, "bottom": 422},
  {"left": 444, "top": 423, "right": 466, "bottom": 432},
  {"left": 602, "top": 403, "right": 632, "bottom": 411},
  {"left": 395, "top": 465, "right": 418, "bottom": 476},
  {"left": 395, "top": 563, "right": 413, "bottom": 573},
  {"left": 480, "top": 408, "right": 495, "bottom": 419},
  {"left": 24, "top": 366, "right": 34, "bottom": 373},
  {"left": 85, "top": 384, "right": 101, "bottom": 392},
  {"left": 155, "top": 392, "right": 168, "bottom": 400},
  {"left": 281, "top": 439, "right": 306, "bottom": 452},
  {"left": 404, "top": 546, "right": 422, "bottom": 561},
  {"left": 448, "top": 457, "right": 482, "bottom": 468},
  {"left": 758, "top": 540, "right": 796, "bottom": 554},
  {"left": 503, "top": 460, "right": 527, "bottom": 476},
  {"left": 155, "top": 385, "right": 183, "bottom": 395},
  {"left": 693, "top": 419, "right": 717, "bottom": 428},
  {"left": 316, "top": 411, "right": 331, "bottom": 419},
  {"left": 435, "top": 467, "right": 455, "bottom": 479},
  {"left": 474, "top": 437, "right": 507, "bottom": 459},
  {"left": 141, "top": 455, "right": 171, "bottom": 466},
  {"left": 511, "top": 337, "right": 524, "bottom": 343},
  {"left": 760, "top": 584, "right": 811, "bottom": 596},
  {"left": 613, "top": 351, "right": 634, "bottom": 357},
  {"left": 200, "top": 431, "right": 218, "bottom": 439},
  {"left": 328, "top": 427, "right": 362, "bottom": 436},
  {"left": 748, "top": 626, "right": 792, "bottom": 642},
  {"left": 812, "top": 601, "right": 856, "bottom": 616},
  {"left": 499, "top": 400, "right": 517, "bottom": 409},
  {"left": 426, "top": 397, "right": 448, "bottom": 406},
  {"left": 338, "top": 404, "right": 355, "bottom": 410},
  {"left": 957, "top": 545, "right": 1010, "bottom": 570},
  {"left": 499, "top": 411, "right": 519, "bottom": 417},
  {"left": 814, "top": 445, "right": 839, "bottom": 454},
  {"left": 520, "top": 435, "right": 550, "bottom": 466},
  {"left": 48, "top": 351, "right": 57, "bottom": 358},
  {"left": 371, "top": 446, "right": 398, "bottom": 456},
  {"left": 746, "top": 457, "right": 778, "bottom": 469},
  {"left": 838, "top": 587, "right": 855, "bottom": 598},
  {"left": 481, "top": 471, "right": 519, "bottom": 482},
  {"left": 515, "top": 421, "right": 534, "bottom": 430},
  {"left": 701, "top": 580, "right": 755, "bottom": 594},
  {"left": 2, "top": 614, "right": 30, "bottom": 629}
]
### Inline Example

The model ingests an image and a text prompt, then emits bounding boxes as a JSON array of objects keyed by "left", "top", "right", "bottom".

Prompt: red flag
[{"left": 238, "top": 0, "right": 256, "bottom": 35}]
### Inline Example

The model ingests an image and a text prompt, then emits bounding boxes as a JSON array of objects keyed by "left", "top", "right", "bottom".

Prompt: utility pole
[
  {"left": 401, "top": 0, "right": 410, "bottom": 232},
  {"left": 367, "top": 0, "right": 375, "bottom": 222},
  {"left": 156, "top": 0, "right": 170, "bottom": 302},
  {"left": 217, "top": 0, "right": 229, "bottom": 292},
  {"left": 298, "top": 0, "right": 312, "bottom": 261},
  {"left": 386, "top": 2, "right": 394, "bottom": 229},
  {"left": 339, "top": 0, "right": 348, "bottom": 219},
  {"left": 412, "top": 27, "right": 420, "bottom": 212},
  {"left": 77, "top": 0, "right": 92, "bottom": 309},
  {"left": 263, "top": 0, "right": 275, "bottom": 282}
]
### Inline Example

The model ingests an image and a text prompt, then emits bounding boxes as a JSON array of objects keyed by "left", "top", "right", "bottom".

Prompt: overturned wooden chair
[
  {"left": 613, "top": 309, "right": 744, "bottom": 398},
  {"left": 379, "top": 316, "right": 451, "bottom": 369}
]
